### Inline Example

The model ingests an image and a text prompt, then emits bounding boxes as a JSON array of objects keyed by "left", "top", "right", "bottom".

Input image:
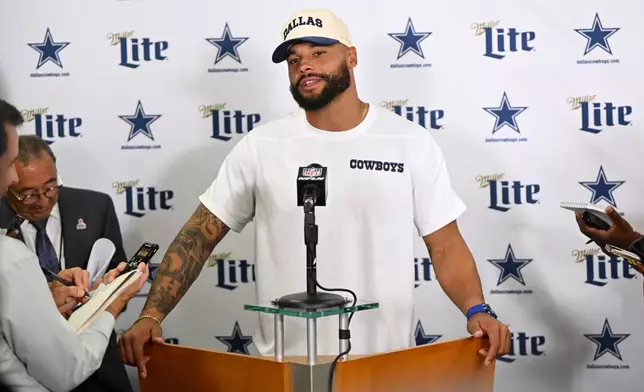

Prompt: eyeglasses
[{"left": 11, "top": 185, "right": 62, "bottom": 205}]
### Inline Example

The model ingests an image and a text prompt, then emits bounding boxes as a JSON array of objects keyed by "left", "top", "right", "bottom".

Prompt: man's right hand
[{"left": 119, "top": 316, "right": 164, "bottom": 378}]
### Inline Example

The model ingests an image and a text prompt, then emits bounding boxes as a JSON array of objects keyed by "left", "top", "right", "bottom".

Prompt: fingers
[
  {"left": 150, "top": 323, "right": 164, "bottom": 344},
  {"left": 58, "top": 299, "right": 77, "bottom": 316},
  {"left": 483, "top": 323, "right": 501, "bottom": 366},
  {"left": 498, "top": 324, "right": 510, "bottom": 357},
  {"left": 104, "top": 262, "right": 127, "bottom": 284},
  {"left": 66, "top": 268, "right": 89, "bottom": 291},
  {"left": 605, "top": 206, "right": 623, "bottom": 223},
  {"left": 138, "top": 264, "right": 150, "bottom": 289}
]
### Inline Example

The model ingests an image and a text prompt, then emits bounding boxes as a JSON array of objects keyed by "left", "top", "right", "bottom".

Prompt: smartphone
[
  {"left": 123, "top": 242, "right": 159, "bottom": 273},
  {"left": 605, "top": 245, "right": 642, "bottom": 269},
  {"left": 582, "top": 211, "right": 611, "bottom": 231},
  {"left": 6, "top": 215, "right": 25, "bottom": 238}
]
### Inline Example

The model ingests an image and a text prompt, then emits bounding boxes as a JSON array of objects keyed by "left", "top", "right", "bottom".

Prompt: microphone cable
[{"left": 314, "top": 278, "right": 357, "bottom": 392}]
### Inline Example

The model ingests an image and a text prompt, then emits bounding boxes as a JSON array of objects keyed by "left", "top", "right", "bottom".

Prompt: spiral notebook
[{"left": 68, "top": 270, "right": 141, "bottom": 332}]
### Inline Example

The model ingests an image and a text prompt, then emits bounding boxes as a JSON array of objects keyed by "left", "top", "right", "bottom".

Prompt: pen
[{"left": 41, "top": 267, "right": 92, "bottom": 301}]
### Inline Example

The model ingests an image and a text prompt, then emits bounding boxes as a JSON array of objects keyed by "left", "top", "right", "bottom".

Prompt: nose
[{"left": 298, "top": 59, "right": 314, "bottom": 74}]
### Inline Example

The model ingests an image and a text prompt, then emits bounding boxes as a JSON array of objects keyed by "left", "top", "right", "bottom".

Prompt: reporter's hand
[
  {"left": 51, "top": 285, "right": 87, "bottom": 318},
  {"left": 90, "top": 262, "right": 127, "bottom": 291},
  {"left": 56, "top": 267, "right": 90, "bottom": 292},
  {"left": 575, "top": 206, "right": 642, "bottom": 250}
]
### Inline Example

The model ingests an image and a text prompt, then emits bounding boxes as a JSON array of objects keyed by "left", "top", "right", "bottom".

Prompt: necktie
[{"left": 30, "top": 218, "right": 60, "bottom": 274}]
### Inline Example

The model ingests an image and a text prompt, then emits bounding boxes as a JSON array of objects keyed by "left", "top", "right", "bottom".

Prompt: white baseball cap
[{"left": 272, "top": 9, "right": 353, "bottom": 63}]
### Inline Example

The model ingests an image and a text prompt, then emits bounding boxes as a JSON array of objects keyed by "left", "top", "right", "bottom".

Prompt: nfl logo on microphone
[{"left": 302, "top": 167, "right": 323, "bottom": 177}]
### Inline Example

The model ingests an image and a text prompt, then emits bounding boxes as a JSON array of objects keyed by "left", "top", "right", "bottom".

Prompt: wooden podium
[
  {"left": 140, "top": 336, "right": 494, "bottom": 392},
  {"left": 140, "top": 299, "right": 494, "bottom": 391}
]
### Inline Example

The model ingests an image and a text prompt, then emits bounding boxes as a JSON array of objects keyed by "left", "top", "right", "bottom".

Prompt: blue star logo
[
  {"left": 574, "top": 13, "right": 620, "bottom": 56},
  {"left": 579, "top": 166, "right": 624, "bottom": 208},
  {"left": 483, "top": 92, "right": 528, "bottom": 134},
  {"left": 388, "top": 18, "right": 432, "bottom": 60},
  {"left": 488, "top": 244, "right": 533, "bottom": 286},
  {"left": 27, "top": 28, "right": 70, "bottom": 69},
  {"left": 414, "top": 321, "right": 441, "bottom": 346},
  {"left": 119, "top": 100, "right": 162, "bottom": 142},
  {"left": 206, "top": 23, "right": 249, "bottom": 64},
  {"left": 215, "top": 321, "right": 253, "bottom": 355},
  {"left": 584, "top": 319, "right": 629, "bottom": 361}
]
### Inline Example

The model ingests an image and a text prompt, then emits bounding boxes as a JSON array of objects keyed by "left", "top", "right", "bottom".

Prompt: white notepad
[
  {"left": 68, "top": 270, "right": 142, "bottom": 332},
  {"left": 559, "top": 202, "right": 615, "bottom": 225}
]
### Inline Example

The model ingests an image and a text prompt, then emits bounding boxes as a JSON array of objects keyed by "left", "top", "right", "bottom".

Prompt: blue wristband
[{"left": 466, "top": 303, "right": 498, "bottom": 320}]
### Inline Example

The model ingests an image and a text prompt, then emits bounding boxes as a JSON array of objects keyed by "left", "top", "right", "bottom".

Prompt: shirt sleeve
[
  {"left": 0, "top": 254, "right": 115, "bottom": 392},
  {"left": 199, "top": 135, "right": 256, "bottom": 233},
  {"left": 410, "top": 136, "right": 467, "bottom": 238}
]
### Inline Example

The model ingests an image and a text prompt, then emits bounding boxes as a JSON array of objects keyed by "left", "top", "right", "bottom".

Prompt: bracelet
[{"left": 135, "top": 315, "right": 163, "bottom": 327}]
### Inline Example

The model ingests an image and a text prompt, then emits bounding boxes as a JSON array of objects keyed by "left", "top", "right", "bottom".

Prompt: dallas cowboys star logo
[
  {"left": 414, "top": 321, "right": 441, "bottom": 346},
  {"left": 119, "top": 100, "right": 162, "bottom": 142},
  {"left": 579, "top": 166, "right": 624, "bottom": 207},
  {"left": 27, "top": 28, "right": 70, "bottom": 69},
  {"left": 388, "top": 18, "right": 432, "bottom": 60},
  {"left": 206, "top": 23, "right": 249, "bottom": 65},
  {"left": 488, "top": 244, "right": 533, "bottom": 286},
  {"left": 483, "top": 92, "right": 528, "bottom": 134},
  {"left": 574, "top": 13, "right": 620, "bottom": 56},
  {"left": 584, "top": 319, "right": 629, "bottom": 361},
  {"left": 216, "top": 321, "right": 253, "bottom": 355}
]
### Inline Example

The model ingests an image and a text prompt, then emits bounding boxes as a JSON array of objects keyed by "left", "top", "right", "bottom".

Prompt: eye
[
  {"left": 288, "top": 57, "right": 299, "bottom": 65},
  {"left": 314, "top": 51, "right": 325, "bottom": 56}
]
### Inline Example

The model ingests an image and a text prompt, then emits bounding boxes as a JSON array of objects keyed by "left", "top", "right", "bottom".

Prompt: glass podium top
[{"left": 244, "top": 300, "right": 379, "bottom": 319}]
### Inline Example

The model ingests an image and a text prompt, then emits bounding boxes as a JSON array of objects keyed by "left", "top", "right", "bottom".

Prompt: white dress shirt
[
  {"left": 19, "top": 203, "right": 66, "bottom": 269},
  {"left": 0, "top": 234, "right": 115, "bottom": 392}
]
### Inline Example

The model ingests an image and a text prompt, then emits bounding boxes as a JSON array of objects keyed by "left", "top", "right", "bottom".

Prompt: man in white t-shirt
[{"left": 120, "top": 9, "right": 510, "bottom": 377}]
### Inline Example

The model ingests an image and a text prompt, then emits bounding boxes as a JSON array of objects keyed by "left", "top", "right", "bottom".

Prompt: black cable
[{"left": 316, "top": 281, "right": 357, "bottom": 392}]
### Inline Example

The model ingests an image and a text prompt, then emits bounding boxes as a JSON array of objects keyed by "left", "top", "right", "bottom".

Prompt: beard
[{"left": 289, "top": 62, "right": 351, "bottom": 111}]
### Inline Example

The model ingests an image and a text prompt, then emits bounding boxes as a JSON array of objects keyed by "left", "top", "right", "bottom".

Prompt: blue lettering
[
  {"left": 497, "top": 332, "right": 545, "bottom": 363},
  {"left": 488, "top": 180, "right": 540, "bottom": 212},
  {"left": 484, "top": 28, "right": 536, "bottom": 60},
  {"left": 34, "top": 113, "right": 82, "bottom": 144},
  {"left": 585, "top": 254, "right": 635, "bottom": 287},
  {"left": 580, "top": 102, "right": 632, "bottom": 134},
  {"left": 119, "top": 37, "right": 169, "bottom": 69},
  {"left": 414, "top": 257, "right": 433, "bottom": 287},
  {"left": 393, "top": 106, "right": 444, "bottom": 130},
  {"left": 216, "top": 259, "right": 255, "bottom": 290},
  {"left": 211, "top": 109, "right": 261, "bottom": 142},
  {"left": 124, "top": 186, "right": 173, "bottom": 218}
]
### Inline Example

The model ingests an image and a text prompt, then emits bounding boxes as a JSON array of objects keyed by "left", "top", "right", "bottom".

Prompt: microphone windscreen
[{"left": 87, "top": 238, "right": 116, "bottom": 285}]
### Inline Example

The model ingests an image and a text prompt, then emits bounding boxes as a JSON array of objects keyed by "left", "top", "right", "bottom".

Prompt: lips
[{"left": 300, "top": 77, "right": 323, "bottom": 89}]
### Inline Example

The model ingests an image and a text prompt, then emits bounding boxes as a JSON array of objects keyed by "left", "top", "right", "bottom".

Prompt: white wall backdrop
[{"left": 1, "top": 0, "right": 644, "bottom": 391}]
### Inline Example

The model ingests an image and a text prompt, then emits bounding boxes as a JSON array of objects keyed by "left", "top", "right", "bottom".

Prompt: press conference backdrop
[{"left": 1, "top": 0, "right": 643, "bottom": 390}]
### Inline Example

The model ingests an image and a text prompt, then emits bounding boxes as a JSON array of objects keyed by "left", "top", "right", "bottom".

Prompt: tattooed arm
[{"left": 141, "top": 202, "right": 230, "bottom": 321}]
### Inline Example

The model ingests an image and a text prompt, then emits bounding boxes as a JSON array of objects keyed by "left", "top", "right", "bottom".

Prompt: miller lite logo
[{"left": 302, "top": 167, "right": 323, "bottom": 177}]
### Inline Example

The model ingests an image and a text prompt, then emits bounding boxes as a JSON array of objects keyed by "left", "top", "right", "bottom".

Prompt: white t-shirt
[{"left": 199, "top": 104, "right": 466, "bottom": 357}]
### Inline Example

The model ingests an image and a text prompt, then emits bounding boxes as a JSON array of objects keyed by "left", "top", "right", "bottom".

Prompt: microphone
[
  {"left": 86, "top": 238, "right": 116, "bottom": 285},
  {"left": 297, "top": 163, "right": 327, "bottom": 208}
]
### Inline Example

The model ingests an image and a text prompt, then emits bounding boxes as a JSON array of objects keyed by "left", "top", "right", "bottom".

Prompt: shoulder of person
[{"left": 0, "top": 235, "right": 37, "bottom": 272}]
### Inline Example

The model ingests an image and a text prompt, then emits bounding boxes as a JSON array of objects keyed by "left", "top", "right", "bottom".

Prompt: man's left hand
[{"left": 467, "top": 313, "right": 510, "bottom": 366}]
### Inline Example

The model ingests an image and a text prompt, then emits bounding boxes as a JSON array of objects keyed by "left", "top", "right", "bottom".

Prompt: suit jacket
[{"left": 0, "top": 186, "right": 133, "bottom": 392}]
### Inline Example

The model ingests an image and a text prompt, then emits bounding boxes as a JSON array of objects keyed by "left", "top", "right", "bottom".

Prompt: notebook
[{"left": 68, "top": 270, "right": 142, "bottom": 332}]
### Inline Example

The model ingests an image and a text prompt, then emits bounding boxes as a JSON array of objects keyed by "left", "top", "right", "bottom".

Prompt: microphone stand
[{"left": 276, "top": 190, "right": 347, "bottom": 310}]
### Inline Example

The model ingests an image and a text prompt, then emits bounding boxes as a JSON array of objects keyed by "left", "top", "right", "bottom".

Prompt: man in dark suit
[{"left": 0, "top": 135, "right": 133, "bottom": 392}]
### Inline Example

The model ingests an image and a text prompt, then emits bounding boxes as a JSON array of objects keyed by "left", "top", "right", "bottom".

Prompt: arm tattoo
[{"left": 142, "top": 203, "right": 230, "bottom": 319}]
